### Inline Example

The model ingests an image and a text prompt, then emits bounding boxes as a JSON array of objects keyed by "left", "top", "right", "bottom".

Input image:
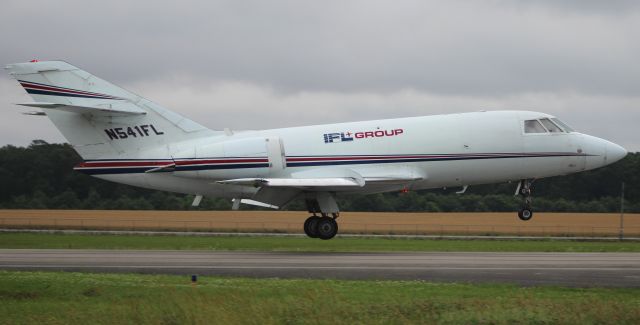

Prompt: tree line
[{"left": 0, "top": 140, "right": 637, "bottom": 212}]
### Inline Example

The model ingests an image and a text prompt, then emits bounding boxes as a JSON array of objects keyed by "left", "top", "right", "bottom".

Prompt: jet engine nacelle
[{"left": 172, "top": 137, "right": 284, "bottom": 179}]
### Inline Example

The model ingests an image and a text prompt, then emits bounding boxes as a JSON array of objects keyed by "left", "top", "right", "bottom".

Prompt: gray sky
[{"left": 1, "top": 0, "right": 639, "bottom": 150}]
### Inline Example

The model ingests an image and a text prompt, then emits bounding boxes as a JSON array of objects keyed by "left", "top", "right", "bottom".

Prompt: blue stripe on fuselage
[
  {"left": 75, "top": 153, "right": 589, "bottom": 175},
  {"left": 284, "top": 154, "right": 572, "bottom": 167}
]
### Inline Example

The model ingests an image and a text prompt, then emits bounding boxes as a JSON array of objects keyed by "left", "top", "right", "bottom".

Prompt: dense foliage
[{"left": 0, "top": 141, "right": 637, "bottom": 212}]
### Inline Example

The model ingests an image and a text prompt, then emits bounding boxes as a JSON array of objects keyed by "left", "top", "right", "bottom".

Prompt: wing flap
[
  {"left": 233, "top": 198, "right": 279, "bottom": 209},
  {"left": 217, "top": 177, "right": 363, "bottom": 188},
  {"left": 364, "top": 176, "right": 424, "bottom": 184}
]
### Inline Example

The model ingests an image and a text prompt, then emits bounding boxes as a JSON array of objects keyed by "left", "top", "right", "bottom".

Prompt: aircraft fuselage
[{"left": 84, "top": 110, "right": 625, "bottom": 199}]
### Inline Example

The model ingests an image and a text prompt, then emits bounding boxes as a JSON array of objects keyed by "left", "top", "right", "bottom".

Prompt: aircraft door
[
  {"left": 573, "top": 134, "right": 587, "bottom": 171},
  {"left": 266, "top": 137, "right": 286, "bottom": 170}
]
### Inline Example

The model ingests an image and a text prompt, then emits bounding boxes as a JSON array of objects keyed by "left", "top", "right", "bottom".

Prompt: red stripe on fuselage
[{"left": 76, "top": 161, "right": 172, "bottom": 168}]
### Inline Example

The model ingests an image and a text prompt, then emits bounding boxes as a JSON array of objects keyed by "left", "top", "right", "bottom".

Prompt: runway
[{"left": 1, "top": 249, "right": 639, "bottom": 287}]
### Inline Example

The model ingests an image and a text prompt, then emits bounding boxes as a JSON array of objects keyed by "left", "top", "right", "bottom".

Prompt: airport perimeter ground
[
  {"left": 1, "top": 210, "right": 640, "bottom": 324},
  {"left": 1, "top": 271, "right": 639, "bottom": 324}
]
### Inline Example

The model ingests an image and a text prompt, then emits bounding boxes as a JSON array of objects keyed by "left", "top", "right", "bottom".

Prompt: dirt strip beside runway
[{"left": 1, "top": 210, "right": 638, "bottom": 236}]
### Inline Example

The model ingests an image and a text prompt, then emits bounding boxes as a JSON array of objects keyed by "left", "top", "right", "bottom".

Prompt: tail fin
[{"left": 5, "top": 60, "right": 213, "bottom": 159}]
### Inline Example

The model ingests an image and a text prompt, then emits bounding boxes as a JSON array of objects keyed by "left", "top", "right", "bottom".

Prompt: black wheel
[
  {"left": 304, "top": 216, "right": 320, "bottom": 238},
  {"left": 518, "top": 208, "right": 533, "bottom": 221},
  {"left": 316, "top": 216, "right": 338, "bottom": 240}
]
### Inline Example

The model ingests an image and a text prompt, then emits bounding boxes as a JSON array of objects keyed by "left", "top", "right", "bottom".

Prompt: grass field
[
  {"left": 2, "top": 233, "right": 640, "bottom": 252},
  {"left": 1, "top": 271, "right": 639, "bottom": 324},
  {"left": 1, "top": 210, "right": 639, "bottom": 236}
]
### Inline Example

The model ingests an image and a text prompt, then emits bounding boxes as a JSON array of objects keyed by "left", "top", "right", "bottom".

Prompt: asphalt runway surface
[{"left": 1, "top": 249, "right": 639, "bottom": 287}]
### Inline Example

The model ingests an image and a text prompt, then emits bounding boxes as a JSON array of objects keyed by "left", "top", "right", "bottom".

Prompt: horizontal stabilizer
[
  {"left": 17, "top": 102, "right": 146, "bottom": 116},
  {"left": 217, "top": 177, "right": 364, "bottom": 188},
  {"left": 22, "top": 111, "right": 46, "bottom": 116}
]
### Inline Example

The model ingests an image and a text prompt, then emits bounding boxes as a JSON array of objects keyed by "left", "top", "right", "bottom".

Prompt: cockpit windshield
[
  {"left": 524, "top": 117, "right": 575, "bottom": 134},
  {"left": 551, "top": 118, "right": 575, "bottom": 132},
  {"left": 540, "top": 118, "right": 562, "bottom": 133}
]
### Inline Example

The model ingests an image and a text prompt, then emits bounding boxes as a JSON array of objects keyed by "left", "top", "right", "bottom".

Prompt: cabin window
[
  {"left": 524, "top": 120, "right": 547, "bottom": 133},
  {"left": 551, "top": 118, "right": 574, "bottom": 132},
  {"left": 540, "top": 118, "right": 563, "bottom": 133}
]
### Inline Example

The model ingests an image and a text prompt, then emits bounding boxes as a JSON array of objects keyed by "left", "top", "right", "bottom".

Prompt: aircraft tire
[
  {"left": 317, "top": 216, "right": 338, "bottom": 240},
  {"left": 518, "top": 208, "right": 533, "bottom": 221},
  {"left": 304, "top": 216, "right": 321, "bottom": 238}
]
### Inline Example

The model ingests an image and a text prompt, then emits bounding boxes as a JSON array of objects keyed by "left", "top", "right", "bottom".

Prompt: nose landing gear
[
  {"left": 518, "top": 207, "right": 533, "bottom": 221},
  {"left": 516, "top": 179, "right": 534, "bottom": 221}
]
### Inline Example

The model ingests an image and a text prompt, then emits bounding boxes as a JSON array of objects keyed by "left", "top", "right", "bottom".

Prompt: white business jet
[{"left": 5, "top": 61, "right": 627, "bottom": 239}]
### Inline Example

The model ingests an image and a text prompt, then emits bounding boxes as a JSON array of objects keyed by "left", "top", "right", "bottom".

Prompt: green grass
[
  {"left": 1, "top": 232, "right": 640, "bottom": 252},
  {"left": 1, "top": 271, "right": 639, "bottom": 324}
]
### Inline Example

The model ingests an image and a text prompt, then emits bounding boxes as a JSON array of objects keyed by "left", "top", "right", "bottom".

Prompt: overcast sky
[{"left": 1, "top": 0, "right": 638, "bottom": 150}]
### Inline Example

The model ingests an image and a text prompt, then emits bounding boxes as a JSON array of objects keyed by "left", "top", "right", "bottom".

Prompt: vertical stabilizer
[{"left": 5, "top": 60, "right": 214, "bottom": 159}]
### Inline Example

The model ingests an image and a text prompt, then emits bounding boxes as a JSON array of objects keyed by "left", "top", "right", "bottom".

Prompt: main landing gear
[
  {"left": 303, "top": 193, "right": 340, "bottom": 240},
  {"left": 516, "top": 179, "right": 534, "bottom": 221},
  {"left": 304, "top": 213, "right": 339, "bottom": 240}
]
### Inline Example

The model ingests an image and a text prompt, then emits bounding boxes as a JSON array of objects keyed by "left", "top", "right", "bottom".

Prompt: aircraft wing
[
  {"left": 217, "top": 168, "right": 425, "bottom": 209},
  {"left": 217, "top": 165, "right": 425, "bottom": 189}
]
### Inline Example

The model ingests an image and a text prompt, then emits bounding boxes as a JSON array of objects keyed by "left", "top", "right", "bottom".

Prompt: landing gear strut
[{"left": 516, "top": 179, "right": 534, "bottom": 221}]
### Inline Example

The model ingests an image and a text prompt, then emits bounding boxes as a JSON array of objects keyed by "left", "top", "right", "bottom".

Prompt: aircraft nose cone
[
  {"left": 606, "top": 141, "right": 627, "bottom": 164},
  {"left": 582, "top": 135, "right": 627, "bottom": 170}
]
